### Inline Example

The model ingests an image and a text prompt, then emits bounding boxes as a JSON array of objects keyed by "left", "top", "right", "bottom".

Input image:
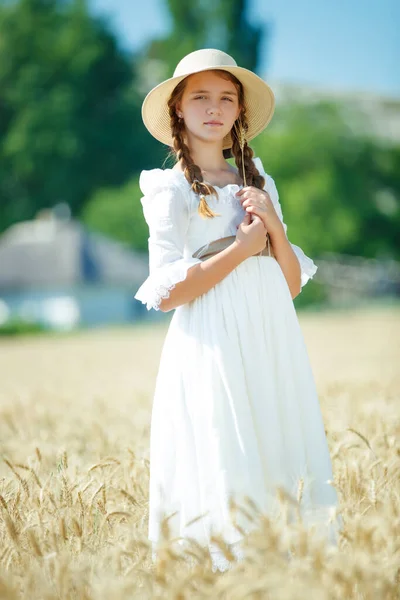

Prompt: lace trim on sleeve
[{"left": 134, "top": 257, "right": 202, "bottom": 311}]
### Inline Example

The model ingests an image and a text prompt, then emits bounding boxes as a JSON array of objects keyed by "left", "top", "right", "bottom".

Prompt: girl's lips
[{"left": 204, "top": 122, "right": 223, "bottom": 126}]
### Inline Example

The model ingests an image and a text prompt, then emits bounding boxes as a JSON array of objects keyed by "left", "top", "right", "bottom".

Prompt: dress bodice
[
  {"left": 135, "top": 156, "right": 318, "bottom": 311},
  {"left": 139, "top": 157, "right": 270, "bottom": 259}
]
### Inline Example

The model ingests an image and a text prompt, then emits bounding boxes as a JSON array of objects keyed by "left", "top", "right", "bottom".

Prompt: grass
[{"left": 0, "top": 305, "right": 399, "bottom": 599}]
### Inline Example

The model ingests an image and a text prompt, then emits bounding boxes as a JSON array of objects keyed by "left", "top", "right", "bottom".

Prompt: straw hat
[{"left": 141, "top": 48, "right": 275, "bottom": 150}]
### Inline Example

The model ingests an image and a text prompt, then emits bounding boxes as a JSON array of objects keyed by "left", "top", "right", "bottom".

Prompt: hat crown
[{"left": 173, "top": 49, "right": 237, "bottom": 78}]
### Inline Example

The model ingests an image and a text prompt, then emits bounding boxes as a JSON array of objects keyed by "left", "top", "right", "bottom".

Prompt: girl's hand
[
  {"left": 236, "top": 186, "right": 283, "bottom": 236},
  {"left": 235, "top": 212, "right": 268, "bottom": 259}
]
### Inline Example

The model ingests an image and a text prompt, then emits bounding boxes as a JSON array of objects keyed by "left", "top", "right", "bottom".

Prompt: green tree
[
  {"left": 82, "top": 175, "right": 149, "bottom": 252},
  {"left": 138, "top": 0, "right": 269, "bottom": 94},
  {"left": 0, "top": 0, "right": 151, "bottom": 232}
]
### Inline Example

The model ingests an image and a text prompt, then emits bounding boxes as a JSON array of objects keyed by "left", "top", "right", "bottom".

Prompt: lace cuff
[{"left": 134, "top": 257, "right": 202, "bottom": 311}]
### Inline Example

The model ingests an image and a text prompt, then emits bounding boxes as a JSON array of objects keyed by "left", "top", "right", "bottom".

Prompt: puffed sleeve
[
  {"left": 134, "top": 171, "right": 203, "bottom": 311},
  {"left": 253, "top": 157, "right": 318, "bottom": 290}
]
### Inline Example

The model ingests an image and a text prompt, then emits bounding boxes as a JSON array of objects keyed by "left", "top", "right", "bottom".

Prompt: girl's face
[{"left": 177, "top": 70, "right": 241, "bottom": 147}]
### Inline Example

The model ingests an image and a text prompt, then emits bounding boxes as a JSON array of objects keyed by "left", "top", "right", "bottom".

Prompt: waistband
[{"left": 192, "top": 234, "right": 274, "bottom": 261}]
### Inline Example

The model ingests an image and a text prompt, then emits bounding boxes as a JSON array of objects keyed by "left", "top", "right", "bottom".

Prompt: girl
[{"left": 134, "top": 48, "right": 342, "bottom": 572}]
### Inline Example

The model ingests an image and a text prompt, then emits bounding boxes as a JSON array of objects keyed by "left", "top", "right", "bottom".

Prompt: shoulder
[
  {"left": 139, "top": 168, "right": 188, "bottom": 199},
  {"left": 138, "top": 168, "right": 192, "bottom": 222}
]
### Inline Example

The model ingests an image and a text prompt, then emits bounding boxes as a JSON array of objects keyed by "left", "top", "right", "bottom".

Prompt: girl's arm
[
  {"left": 237, "top": 187, "right": 302, "bottom": 298},
  {"left": 159, "top": 240, "right": 246, "bottom": 312},
  {"left": 160, "top": 212, "right": 267, "bottom": 311},
  {"left": 269, "top": 223, "right": 302, "bottom": 299},
  {"left": 246, "top": 158, "right": 318, "bottom": 296}
]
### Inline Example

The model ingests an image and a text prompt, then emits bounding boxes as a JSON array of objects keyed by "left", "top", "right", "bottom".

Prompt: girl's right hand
[{"left": 234, "top": 212, "right": 268, "bottom": 258}]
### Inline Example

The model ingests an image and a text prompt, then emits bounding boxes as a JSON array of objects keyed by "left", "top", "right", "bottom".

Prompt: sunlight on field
[{"left": 0, "top": 306, "right": 399, "bottom": 599}]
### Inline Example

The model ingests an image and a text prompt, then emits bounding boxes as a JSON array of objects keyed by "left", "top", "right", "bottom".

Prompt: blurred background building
[{"left": 0, "top": 207, "right": 149, "bottom": 330}]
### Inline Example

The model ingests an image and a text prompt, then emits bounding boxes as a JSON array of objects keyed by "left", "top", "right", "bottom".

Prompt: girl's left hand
[{"left": 236, "top": 186, "right": 283, "bottom": 237}]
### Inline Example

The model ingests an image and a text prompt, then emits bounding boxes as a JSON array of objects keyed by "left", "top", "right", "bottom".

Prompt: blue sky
[{"left": 90, "top": 0, "right": 399, "bottom": 98}]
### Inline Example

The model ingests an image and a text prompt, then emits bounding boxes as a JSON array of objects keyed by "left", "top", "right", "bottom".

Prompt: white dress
[{"left": 134, "top": 157, "right": 342, "bottom": 571}]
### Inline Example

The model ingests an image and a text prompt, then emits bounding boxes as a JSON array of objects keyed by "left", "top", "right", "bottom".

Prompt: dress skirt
[{"left": 148, "top": 254, "right": 342, "bottom": 570}]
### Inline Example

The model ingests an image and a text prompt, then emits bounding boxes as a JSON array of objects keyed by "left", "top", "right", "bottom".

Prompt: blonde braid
[
  {"left": 168, "top": 103, "right": 221, "bottom": 219},
  {"left": 231, "top": 108, "right": 265, "bottom": 190}
]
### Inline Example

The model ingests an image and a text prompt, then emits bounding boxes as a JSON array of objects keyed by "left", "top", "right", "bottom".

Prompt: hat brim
[{"left": 141, "top": 65, "right": 275, "bottom": 150}]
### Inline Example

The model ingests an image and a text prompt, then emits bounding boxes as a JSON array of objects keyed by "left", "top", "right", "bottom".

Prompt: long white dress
[{"left": 134, "top": 157, "right": 342, "bottom": 571}]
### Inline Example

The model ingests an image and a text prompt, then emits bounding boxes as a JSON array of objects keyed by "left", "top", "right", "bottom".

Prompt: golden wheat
[{"left": 0, "top": 306, "right": 398, "bottom": 598}]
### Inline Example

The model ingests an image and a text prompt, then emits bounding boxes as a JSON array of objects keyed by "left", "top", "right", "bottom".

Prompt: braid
[
  {"left": 168, "top": 100, "right": 221, "bottom": 219},
  {"left": 231, "top": 108, "right": 265, "bottom": 190}
]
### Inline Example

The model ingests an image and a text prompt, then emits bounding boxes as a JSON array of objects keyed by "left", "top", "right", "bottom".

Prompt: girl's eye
[{"left": 193, "top": 96, "right": 233, "bottom": 101}]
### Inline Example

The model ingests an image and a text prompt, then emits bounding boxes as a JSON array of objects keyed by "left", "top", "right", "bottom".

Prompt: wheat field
[{"left": 0, "top": 305, "right": 399, "bottom": 599}]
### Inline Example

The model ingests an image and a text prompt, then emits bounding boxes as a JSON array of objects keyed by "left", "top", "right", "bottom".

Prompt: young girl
[{"left": 134, "top": 48, "right": 342, "bottom": 572}]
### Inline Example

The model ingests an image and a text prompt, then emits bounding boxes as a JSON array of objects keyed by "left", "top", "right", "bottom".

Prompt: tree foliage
[
  {"left": 0, "top": 0, "right": 148, "bottom": 232},
  {"left": 139, "top": 0, "right": 269, "bottom": 87},
  {"left": 82, "top": 175, "right": 149, "bottom": 252}
]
